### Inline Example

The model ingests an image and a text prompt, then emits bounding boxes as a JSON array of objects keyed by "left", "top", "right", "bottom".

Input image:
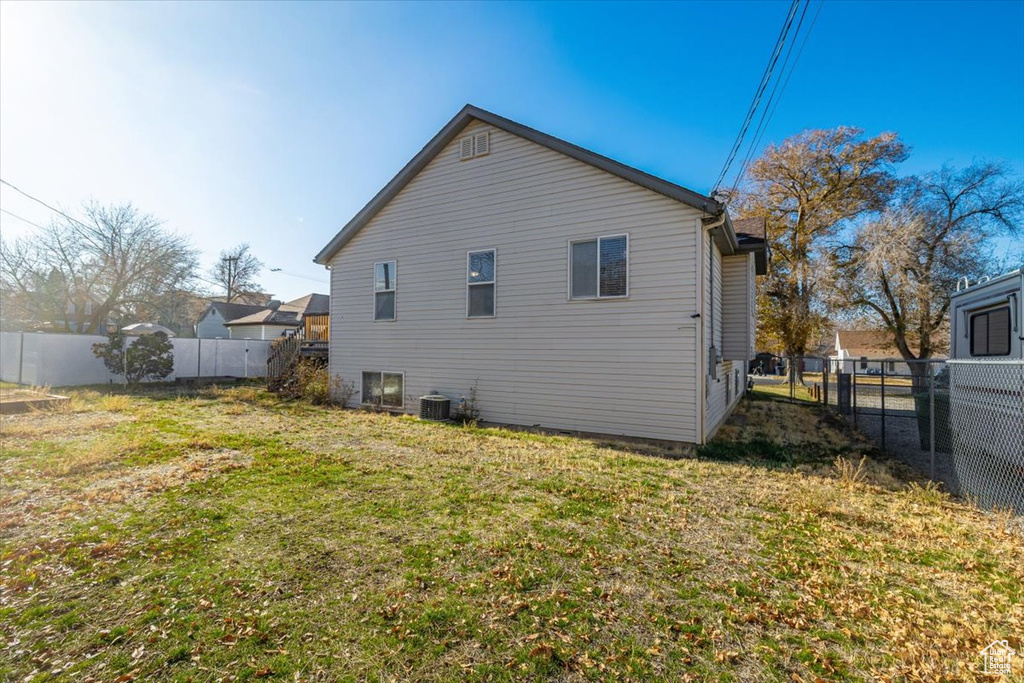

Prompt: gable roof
[
  {"left": 203, "top": 302, "right": 267, "bottom": 323},
  {"left": 315, "top": 104, "right": 744, "bottom": 265},
  {"left": 732, "top": 217, "right": 768, "bottom": 275},
  {"left": 224, "top": 293, "right": 329, "bottom": 327},
  {"left": 831, "top": 330, "right": 900, "bottom": 358}
]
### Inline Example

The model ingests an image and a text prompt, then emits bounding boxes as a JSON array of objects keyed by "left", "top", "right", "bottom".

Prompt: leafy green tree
[{"left": 92, "top": 331, "right": 175, "bottom": 385}]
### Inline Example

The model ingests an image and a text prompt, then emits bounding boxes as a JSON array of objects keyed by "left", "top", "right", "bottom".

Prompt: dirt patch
[
  {"left": 81, "top": 448, "right": 252, "bottom": 500},
  {"left": 0, "top": 448, "right": 251, "bottom": 542},
  {"left": 0, "top": 409, "right": 135, "bottom": 442},
  {"left": 717, "top": 398, "right": 874, "bottom": 449}
]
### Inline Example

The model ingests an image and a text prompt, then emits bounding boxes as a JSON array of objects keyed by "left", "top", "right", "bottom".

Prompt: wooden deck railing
[
  {"left": 304, "top": 314, "right": 330, "bottom": 342},
  {"left": 267, "top": 335, "right": 300, "bottom": 391}
]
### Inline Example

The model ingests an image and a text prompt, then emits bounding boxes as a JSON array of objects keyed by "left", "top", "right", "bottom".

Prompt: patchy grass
[
  {"left": 803, "top": 373, "right": 915, "bottom": 387},
  {"left": 749, "top": 381, "right": 819, "bottom": 403},
  {"left": 1, "top": 387, "right": 1021, "bottom": 682}
]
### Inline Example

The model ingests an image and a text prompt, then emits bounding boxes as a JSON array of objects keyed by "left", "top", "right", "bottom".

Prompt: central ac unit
[{"left": 420, "top": 394, "right": 451, "bottom": 421}]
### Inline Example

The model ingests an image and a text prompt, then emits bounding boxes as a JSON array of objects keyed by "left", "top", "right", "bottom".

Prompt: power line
[
  {"left": 712, "top": 0, "right": 801, "bottom": 195},
  {"left": 0, "top": 207, "right": 48, "bottom": 231},
  {"left": 758, "top": 0, "right": 824, "bottom": 145},
  {"left": 0, "top": 178, "right": 93, "bottom": 232},
  {"left": 268, "top": 267, "right": 328, "bottom": 284},
  {"left": 2, "top": 177, "right": 328, "bottom": 292},
  {"left": 729, "top": 0, "right": 813, "bottom": 193}
]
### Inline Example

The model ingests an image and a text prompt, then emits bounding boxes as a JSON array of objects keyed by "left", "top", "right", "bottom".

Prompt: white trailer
[
  {"left": 946, "top": 268, "right": 1023, "bottom": 509},
  {"left": 950, "top": 267, "right": 1023, "bottom": 360}
]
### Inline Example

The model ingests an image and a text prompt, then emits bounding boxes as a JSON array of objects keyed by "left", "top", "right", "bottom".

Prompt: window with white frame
[
  {"left": 569, "top": 234, "right": 628, "bottom": 299},
  {"left": 373, "top": 261, "right": 396, "bottom": 321},
  {"left": 467, "top": 249, "right": 495, "bottom": 318},
  {"left": 361, "top": 371, "right": 404, "bottom": 408}
]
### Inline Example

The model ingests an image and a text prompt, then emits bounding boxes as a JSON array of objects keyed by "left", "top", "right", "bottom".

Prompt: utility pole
[{"left": 222, "top": 256, "right": 238, "bottom": 303}]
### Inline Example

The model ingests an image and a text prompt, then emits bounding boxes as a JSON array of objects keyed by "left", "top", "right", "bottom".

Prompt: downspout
[{"left": 697, "top": 211, "right": 728, "bottom": 444}]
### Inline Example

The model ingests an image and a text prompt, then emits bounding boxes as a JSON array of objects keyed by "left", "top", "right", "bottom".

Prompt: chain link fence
[
  {"left": 944, "top": 360, "right": 1024, "bottom": 512},
  {"left": 750, "top": 355, "right": 1023, "bottom": 513}
]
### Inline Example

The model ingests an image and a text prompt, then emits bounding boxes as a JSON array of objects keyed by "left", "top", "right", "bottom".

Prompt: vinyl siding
[
  {"left": 196, "top": 309, "right": 231, "bottom": 339},
  {"left": 748, "top": 256, "right": 756, "bottom": 360},
  {"left": 228, "top": 324, "right": 294, "bottom": 340},
  {"left": 328, "top": 120, "right": 703, "bottom": 443},
  {"left": 704, "top": 236, "right": 731, "bottom": 435},
  {"left": 721, "top": 253, "right": 754, "bottom": 361}
]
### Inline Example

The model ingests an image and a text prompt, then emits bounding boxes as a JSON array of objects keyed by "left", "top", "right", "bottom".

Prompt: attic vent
[
  {"left": 458, "top": 131, "right": 490, "bottom": 160},
  {"left": 473, "top": 131, "right": 490, "bottom": 157},
  {"left": 459, "top": 136, "right": 474, "bottom": 160}
]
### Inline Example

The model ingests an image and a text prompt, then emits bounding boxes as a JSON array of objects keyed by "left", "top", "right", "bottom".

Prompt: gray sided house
[
  {"left": 196, "top": 302, "right": 267, "bottom": 339},
  {"left": 315, "top": 105, "right": 765, "bottom": 444},
  {"left": 224, "top": 293, "right": 330, "bottom": 341}
]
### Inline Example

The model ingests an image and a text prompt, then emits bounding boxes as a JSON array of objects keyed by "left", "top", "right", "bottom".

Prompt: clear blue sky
[{"left": 2, "top": 0, "right": 1022, "bottom": 300}]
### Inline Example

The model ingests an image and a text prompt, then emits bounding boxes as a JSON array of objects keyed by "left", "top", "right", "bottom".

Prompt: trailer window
[{"left": 970, "top": 306, "right": 1011, "bottom": 356}]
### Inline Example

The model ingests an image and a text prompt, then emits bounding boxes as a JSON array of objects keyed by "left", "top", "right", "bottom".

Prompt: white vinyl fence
[{"left": 0, "top": 332, "right": 272, "bottom": 387}]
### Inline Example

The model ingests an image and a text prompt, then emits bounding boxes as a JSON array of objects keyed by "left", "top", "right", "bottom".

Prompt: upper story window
[
  {"left": 467, "top": 249, "right": 496, "bottom": 318},
  {"left": 569, "top": 234, "right": 628, "bottom": 300},
  {"left": 970, "top": 306, "right": 1010, "bottom": 356},
  {"left": 374, "top": 260, "right": 396, "bottom": 321}
]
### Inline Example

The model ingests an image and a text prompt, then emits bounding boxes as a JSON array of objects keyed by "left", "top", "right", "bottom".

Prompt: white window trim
[
  {"left": 373, "top": 260, "right": 397, "bottom": 322},
  {"left": 466, "top": 248, "right": 497, "bottom": 319},
  {"left": 359, "top": 370, "right": 405, "bottom": 409},
  {"left": 567, "top": 233, "right": 629, "bottom": 301}
]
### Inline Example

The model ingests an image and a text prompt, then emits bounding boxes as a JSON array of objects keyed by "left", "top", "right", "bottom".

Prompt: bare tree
[
  {"left": 738, "top": 127, "right": 909, "bottom": 375},
  {"left": 0, "top": 202, "right": 198, "bottom": 333},
  {"left": 828, "top": 162, "right": 1024, "bottom": 384},
  {"left": 211, "top": 244, "right": 262, "bottom": 303}
]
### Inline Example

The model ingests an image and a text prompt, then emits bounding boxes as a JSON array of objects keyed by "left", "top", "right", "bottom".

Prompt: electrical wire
[
  {"left": 0, "top": 178, "right": 94, "bottom": 232},
  {"left": 712, "top": 0, "right": 801, "bottom": 194},
  {"left": 0, "top": 207, "right": 48, "bottom": 231},
  {"left": 758, "top": 0, "right": 824, "bottom": 145},
  {"left": 0, "top": 181, "right": 238, "bottom": 293},
  {"left": 268, "top": 267, "right": 328, "bottom": 284},
  {"left": 2, "top": 178, "right": 327, "bottom": 293},
  {"left": 729, "top": 0, "right": 814, "bottom": 193}
]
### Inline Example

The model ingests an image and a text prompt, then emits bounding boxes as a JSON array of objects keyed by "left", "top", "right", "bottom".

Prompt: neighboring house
[
  {"left": 826, "top": 329, "right": 938, "bottom": 375},
  {"left": 313, "top": 105, "right": 765, "bottom": 444},
  {"left": 196, "top": 302, "right": 267, "bottom": 339},
  {"left": 224, "top": 293, "right": 330, "bottom": 342}
]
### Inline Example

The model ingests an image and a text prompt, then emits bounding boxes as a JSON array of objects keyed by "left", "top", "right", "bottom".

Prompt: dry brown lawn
[{"left": 1, "top": 386, "right": 1021, "bottom": 682}]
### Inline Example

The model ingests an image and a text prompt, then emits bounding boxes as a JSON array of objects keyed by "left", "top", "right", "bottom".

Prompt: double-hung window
[
  {"left": 467, "top": 249, "right": 496, "bottom": 318},
  {"left": 569, "top": 234, "right": 628, "bottom": 299},
  {"left": 374, "top": 261, "right": 396, "bottom": 321},
  {"left": 970, "top": 306, "right": 1011, "bottom": 356},
  {"left": 361, "top": 371, "right": 404, "bottom": 408}
]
